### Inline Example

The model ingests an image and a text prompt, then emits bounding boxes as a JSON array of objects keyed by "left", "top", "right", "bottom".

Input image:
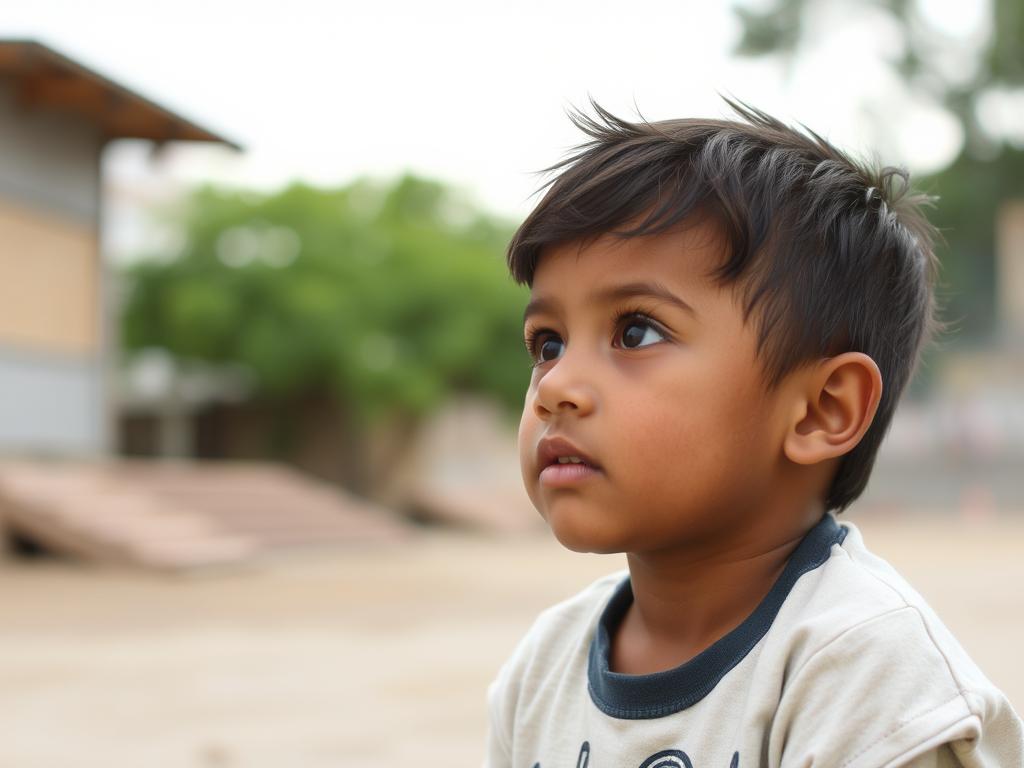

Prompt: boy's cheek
[
  {"left": 517, "top": 408, "right": 536, "bottom": 461},
  {"left": 516, "top": 417, "right": 542, "bottom": 506}
]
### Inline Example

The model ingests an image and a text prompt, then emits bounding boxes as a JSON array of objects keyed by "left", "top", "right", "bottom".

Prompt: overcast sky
[{"left": 3, "top": 0, "right": 982, "bottom": 224}]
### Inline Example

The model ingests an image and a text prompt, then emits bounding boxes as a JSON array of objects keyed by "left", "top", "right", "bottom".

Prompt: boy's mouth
[{"left": 536, "top": 436, "right": 602, "bottom": 472}]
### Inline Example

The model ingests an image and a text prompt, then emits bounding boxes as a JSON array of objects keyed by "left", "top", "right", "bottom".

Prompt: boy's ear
[{"left": 783, "top": 352, "right": 883, "bottom": 466}]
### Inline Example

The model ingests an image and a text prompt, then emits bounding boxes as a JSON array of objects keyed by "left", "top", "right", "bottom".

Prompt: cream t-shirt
[{"left": 484, "top": 515, "right": 1024, "bottom": 767}]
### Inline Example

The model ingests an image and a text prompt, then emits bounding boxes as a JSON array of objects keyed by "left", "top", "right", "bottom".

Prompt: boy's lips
[{"left": 536, "top": 435, "right": 602, "bottom": 473}]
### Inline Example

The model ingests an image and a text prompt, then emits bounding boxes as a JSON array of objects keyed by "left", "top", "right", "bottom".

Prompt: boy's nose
[{"left": 532, "top": 355, "right": 597, "bottom": 419}]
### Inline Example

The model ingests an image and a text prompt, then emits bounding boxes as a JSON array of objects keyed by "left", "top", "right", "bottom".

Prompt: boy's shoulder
[
  {"left": 769, "top": 520, "right": 1023, "bottom": 766},
  {"left": 780, "top": 518, "right": 947, "bottom": 652},
  {"left": 784, "top": 519, "right": 989, "bottom": 687}
]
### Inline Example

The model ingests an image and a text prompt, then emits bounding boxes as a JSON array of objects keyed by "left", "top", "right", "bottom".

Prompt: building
[{"left": 0, "top": 39, "right": 239, "bottom": 457}]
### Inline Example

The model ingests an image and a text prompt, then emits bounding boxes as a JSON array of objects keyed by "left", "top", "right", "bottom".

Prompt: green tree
[
  {"left": 734, "top": 0, "right": 1023, "bottom": 157},
  {"left": 120, "top": 175, "right": 530, "bottom": 489}
]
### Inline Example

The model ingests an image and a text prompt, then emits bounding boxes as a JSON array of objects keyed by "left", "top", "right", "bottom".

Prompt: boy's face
[{"left": 518, "top": 218, "right": 797, "bottom": 555}]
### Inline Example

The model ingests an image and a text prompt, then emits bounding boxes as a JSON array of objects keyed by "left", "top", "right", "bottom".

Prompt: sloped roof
[{"left": 0, "top": 39, "right": 241, "bottom": 150}]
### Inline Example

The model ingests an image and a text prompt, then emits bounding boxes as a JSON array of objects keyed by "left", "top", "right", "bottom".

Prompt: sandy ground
[{"left": 0, "top": 514, "right": 1022, "bottom": 767}]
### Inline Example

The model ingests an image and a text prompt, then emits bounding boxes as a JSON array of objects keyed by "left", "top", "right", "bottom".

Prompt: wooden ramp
[{"left": 0, "top": 459, "right": 411, "bottom": 571}]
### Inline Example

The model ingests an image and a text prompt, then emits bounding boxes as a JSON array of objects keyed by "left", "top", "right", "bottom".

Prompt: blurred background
[{"left": 0, "top": 0, "right": 1022, "bottom": 765}]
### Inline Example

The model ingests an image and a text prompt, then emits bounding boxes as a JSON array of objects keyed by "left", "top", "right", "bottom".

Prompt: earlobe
[{"left": 783, "top": 353, "right": 883, "bottom": 466}]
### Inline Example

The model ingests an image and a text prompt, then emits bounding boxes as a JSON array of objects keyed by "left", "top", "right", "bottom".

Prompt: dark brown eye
[
  {"left": 538, "top": 336, "right": 564, "bottom": 362},
  {"left": 619, "top": 319, "right": 664, "bottom": 349}
]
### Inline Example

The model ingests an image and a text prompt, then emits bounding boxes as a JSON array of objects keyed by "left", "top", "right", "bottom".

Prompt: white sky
[{"left": 1, "top": 0, "right": 984, "bottom": 229}]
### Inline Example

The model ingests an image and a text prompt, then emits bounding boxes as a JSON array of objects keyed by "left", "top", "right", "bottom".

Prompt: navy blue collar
[{"left": 587, "top": 514, "right": 847, "bottom": 719}]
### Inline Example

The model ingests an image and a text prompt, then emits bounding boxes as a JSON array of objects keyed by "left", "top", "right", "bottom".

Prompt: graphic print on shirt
[{"left": 531, "top": 741, "right": 740, "bottom": 768}]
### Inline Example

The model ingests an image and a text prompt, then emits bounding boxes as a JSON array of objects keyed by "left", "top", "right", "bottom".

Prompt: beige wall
[{"left": 0, "top": 195, "right": 98, "bottom": 356}]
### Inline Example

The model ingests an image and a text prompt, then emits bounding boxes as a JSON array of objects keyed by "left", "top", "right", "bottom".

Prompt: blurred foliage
[
  {"left": 734, "top": 0, "right": 1024, "bottom": 342},
  {"left": 734, "top": 0, "right": 1024, "bottom": 156},
  {"left": 924, "top": 147, "right": 1024, "bottom": 340},
  {"left": 121, "top": 175, "right": 530, "bottom": 426}
]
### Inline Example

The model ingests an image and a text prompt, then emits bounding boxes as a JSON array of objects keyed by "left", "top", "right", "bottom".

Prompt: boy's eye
[
  {"left": 536, "top": 335, "right": 565, "bottom": 362},
  {"left": 618, "top": 318, "right": 665, "bottom": 349},
  {"left": 525, "top": 329, "right": 564, "bottom": 364}
]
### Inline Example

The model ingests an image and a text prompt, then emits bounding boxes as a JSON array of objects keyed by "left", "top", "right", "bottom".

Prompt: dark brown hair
[{"left": 507, "top": 98, "right": 942, "bottom": 513}]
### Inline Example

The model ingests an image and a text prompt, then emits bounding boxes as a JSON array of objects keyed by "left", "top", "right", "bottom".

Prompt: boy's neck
[{"left": 612, "top": 503, "right": 825, "bottom": 676}]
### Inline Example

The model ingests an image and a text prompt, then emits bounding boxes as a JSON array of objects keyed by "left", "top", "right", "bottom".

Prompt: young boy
[{"left": 484, "top": 100, "right": 1024, "bottom": 767}]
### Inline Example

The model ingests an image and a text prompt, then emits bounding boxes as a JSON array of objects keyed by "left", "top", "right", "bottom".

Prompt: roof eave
[{"left": 0, "top": 39, "right": 243, "bottom": 151}]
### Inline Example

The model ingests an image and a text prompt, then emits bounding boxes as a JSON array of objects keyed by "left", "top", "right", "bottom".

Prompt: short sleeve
[{"left": 771, "top": 606, "right": 1024, "bottom": 768}]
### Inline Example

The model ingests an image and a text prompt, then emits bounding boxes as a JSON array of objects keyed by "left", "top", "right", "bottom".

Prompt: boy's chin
[{"left": 544, "top": 515, "right": 627, "bottom": 555}]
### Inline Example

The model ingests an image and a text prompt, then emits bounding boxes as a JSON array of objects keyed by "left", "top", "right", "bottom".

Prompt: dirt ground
[{"left": 1, "top": 513, "right": 1022, "bottom": 767}]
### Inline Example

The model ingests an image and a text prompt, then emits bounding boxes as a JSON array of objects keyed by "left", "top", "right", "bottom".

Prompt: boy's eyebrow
[{"left": 523, "top": 281, "right": 697, "bottom": 324}]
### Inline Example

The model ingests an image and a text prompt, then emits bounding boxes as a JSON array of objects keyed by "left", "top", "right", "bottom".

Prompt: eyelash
[{"left": 523, "top": 306, "right": 668, "bottom": 367}]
